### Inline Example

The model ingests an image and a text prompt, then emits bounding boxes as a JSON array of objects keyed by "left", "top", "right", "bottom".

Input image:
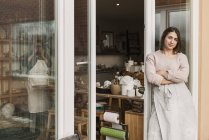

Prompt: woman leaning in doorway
[{"left": 145, "top": 27, "right": 196, "bottom": 140}]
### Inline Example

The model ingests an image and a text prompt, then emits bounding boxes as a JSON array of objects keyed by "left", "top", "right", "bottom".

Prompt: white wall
[{"left": 96, "top": 55, "right": 125, "bottom": 67}]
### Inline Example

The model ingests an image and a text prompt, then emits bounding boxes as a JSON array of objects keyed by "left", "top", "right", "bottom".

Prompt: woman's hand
[
  {"left": 161, "top": 78, "right": 173, "bottom": 85},
  {"left": 156, "top": 70, "right": 168, "bottom": 78}
]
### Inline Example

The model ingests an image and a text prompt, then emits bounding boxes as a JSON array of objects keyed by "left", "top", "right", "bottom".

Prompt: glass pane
[
  {"left": 155, "top": 1, "right": 190, "bottom": 54},
  {"left": 169, "top": 10, "right": 190, "bottom": 54},
  {"left": 74, "top": 0, "right": 89, "bottom": 139},
  {"left": 155, "top": 13, "right": 161, "bottom": 50},
  {"left": 0, "top": 0, "right": 56, "bottom": 139}
]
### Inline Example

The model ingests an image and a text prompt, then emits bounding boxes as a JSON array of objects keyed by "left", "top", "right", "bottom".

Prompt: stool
[
  {"left": 81, "top": 108, "right": 104, "bottom": 140},
  {"left": 75, "top": 116, "right": 88, "bottom": 139},
  {"left": 46, "top": 109, "right": 55, "bottom": 139},
  {"left": 81, "top": 108, "right": 104, "bottom": 120}
]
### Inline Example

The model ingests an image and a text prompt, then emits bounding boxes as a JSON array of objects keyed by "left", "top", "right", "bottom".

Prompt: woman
[
  {"left": 26, "top": 44, "right": 51, "bottom": 71},
  {"left": 145, "top": 27, "right": 196, "bottom": 140}
]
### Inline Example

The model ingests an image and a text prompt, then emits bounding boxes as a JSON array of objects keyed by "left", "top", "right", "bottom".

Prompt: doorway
[
  {"left": 95, "top": 0, "right": 198, "bottom": 140},
  {"left": 96, "top": 0, "right": 144, "bottom": 140},
  {"left": 71, "top": 0, "right": 198, "bottom": 140}
]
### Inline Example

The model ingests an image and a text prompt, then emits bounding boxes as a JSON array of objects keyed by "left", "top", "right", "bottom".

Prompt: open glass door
[
  {"left": 74, "top": 0, "right": 89, "bottom": 139},
  {"left": 74, "top": 0, "right": 96, "bottom": 140}
]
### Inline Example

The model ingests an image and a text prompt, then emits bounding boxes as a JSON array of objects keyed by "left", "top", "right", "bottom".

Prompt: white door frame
[
  {"left": 144, "top": 0, "right": 156, "bottom": 140},
  {"left": 57, "top": 0, "right": 97, "bottom": 139},
  {"left": 144, "top": 0, "right": 199, "bottom": 140},
  {"left": 57, "top": 0, "right": 75, "bottom": 139},
  {"left": 190, "top": 0, "right": 199, "bottom": 138},
  {"left": 88, "top": 0, "right": 97, "bottom": 139}
]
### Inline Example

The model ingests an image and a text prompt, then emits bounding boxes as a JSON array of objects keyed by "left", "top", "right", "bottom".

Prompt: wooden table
[
  {"left": 75, "top": 89, "right": 144, "bottom": 108},
  {"left": 31, "top": 84, "right": 55, "bottom": 91},
  {"left": 96, "top": 93, "right": 143, "bottom": 108}
]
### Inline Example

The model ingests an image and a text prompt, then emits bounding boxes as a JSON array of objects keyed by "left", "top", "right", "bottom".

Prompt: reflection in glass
[
  {"left": 102, "top": 32, "right": 114, "bottom": 48},
  {"left": 74, "top": 0, "right": 89, "bottom": 139},
  {"left": 12, "top": 21, "right": 55, "bottom": 75},
  {"left": 169, "top": 10, "right": 190, "bottom": 53},
  {"left": 0, "top": 0, "right": 56, "bottom": 139},
  {"left": 155, "top": 13, "right": 161, "bottom": 50},
  {"left": 155, "top": 2, "right": 190, "bottom": 54}
]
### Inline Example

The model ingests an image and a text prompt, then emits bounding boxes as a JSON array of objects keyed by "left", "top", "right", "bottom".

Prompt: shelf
[
  {"left": 75, "top": 89, "right": 144, "bottom": 101},
  {"left": 0, "top": 58, "right": 20, "bottom": 62},
  {"left": 0, "top": 57, "right": 10, "bottom": 61},
  {"left": 11, "top": 92, "right": 27, "bottom": 97},
  {"left": 0, "top": 88, "right": 27, "bottom": 99},
  {"left": 12, "top": 40, "right": 33, "bottom": 44},
  {"left": 96, "top": 93, "right": 144, "bottom": 101},
  {"left": 0, "top": 75, "right": 11, "bottom": 79},
  {"left": 0, "top": 91, "right": 9, "bottom": 95},
  {"left": 11, "top": 88, "right": 27, "bottom": 94},
  {"left": 0, "top": 39, "right": 11, "bottom": 43},
  {"left": 0, "top": 93, "right": 28, "bottom": 99},
  {"left": 75, "top": 89, "right": 88, "bottom": 94},
  {"left": 0, "top": 37, "right": 26, "bottom": 103},
  {"left": 0, "top": 38, "right": 12, "bottom": 102}
]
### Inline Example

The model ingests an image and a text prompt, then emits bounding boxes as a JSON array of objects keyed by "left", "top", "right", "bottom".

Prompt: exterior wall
[{"left": 199, "top": 0, "right": 209, "bottom": 139}]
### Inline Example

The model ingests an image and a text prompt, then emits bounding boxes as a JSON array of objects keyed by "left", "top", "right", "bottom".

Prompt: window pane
[
  {"left": 0, "top": 0, "right": 56, "bottom": 139},
  {"left": 169, "top": 10, "right": 190, "bottom": 54},
  {"left": 155, "top": 13, "right": 161, "bottom": 50},
  {"left": 74, "top": 0, "right": 89, "bottom": 139}
]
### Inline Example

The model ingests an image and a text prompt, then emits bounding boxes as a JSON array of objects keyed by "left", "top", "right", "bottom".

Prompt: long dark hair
[{"left": 160, "top": 27, "right": 182, "bottom": 54}]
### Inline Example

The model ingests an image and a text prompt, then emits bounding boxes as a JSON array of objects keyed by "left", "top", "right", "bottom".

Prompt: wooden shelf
[
  {"left": 75, "top": 89, "right": 88, "bottom": 94},
  {"left": 0, "top": 39, "right": 11, "bottom": 43},
  {"left": 11, "top": 88, "right": 27, "bottom": 94},
  {"left": 96, "top": 93, "right": 143, "bottom": 109},
  {"left": 96, "top": 93, "right": 144, "bottom": 101},
  {"left": 0, "top": 38, "right": 12, "bottom": 102},
  {"left": 11, "top": 92, "right": 27, "bottom": 97},
  {"left": 0, "top": 75, "right": 11, "bottom": 79},
  {"left": 12, "top": 40, "right": 33, "bottom": 44},
  {"left": 0, "top": 93, "right": 27, "bottom": 99},
  {"left": 0, "top": 91, "right": 9, "bottom": 95},
  {"left": 75, "top": 89, "right": 144, "bottom": 101},
  {"left": 0, "top": 57, "right": 10, "bottom": 61},
  {"left": 0, "top": 90, "right": 27, "bottom": 99}
]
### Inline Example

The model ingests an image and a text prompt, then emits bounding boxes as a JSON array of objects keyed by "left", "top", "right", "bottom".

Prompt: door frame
[
  {"left": 57, "top": 0, "right": 75, "bottom": 139},
  {"left": 57, "top": 0, "right": 97, "bottom": 139}
]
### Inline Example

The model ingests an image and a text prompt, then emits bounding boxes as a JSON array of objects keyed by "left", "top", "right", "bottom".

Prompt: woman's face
[{"left": 163, "top": 31, "right": 178, "bottom": 51}]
